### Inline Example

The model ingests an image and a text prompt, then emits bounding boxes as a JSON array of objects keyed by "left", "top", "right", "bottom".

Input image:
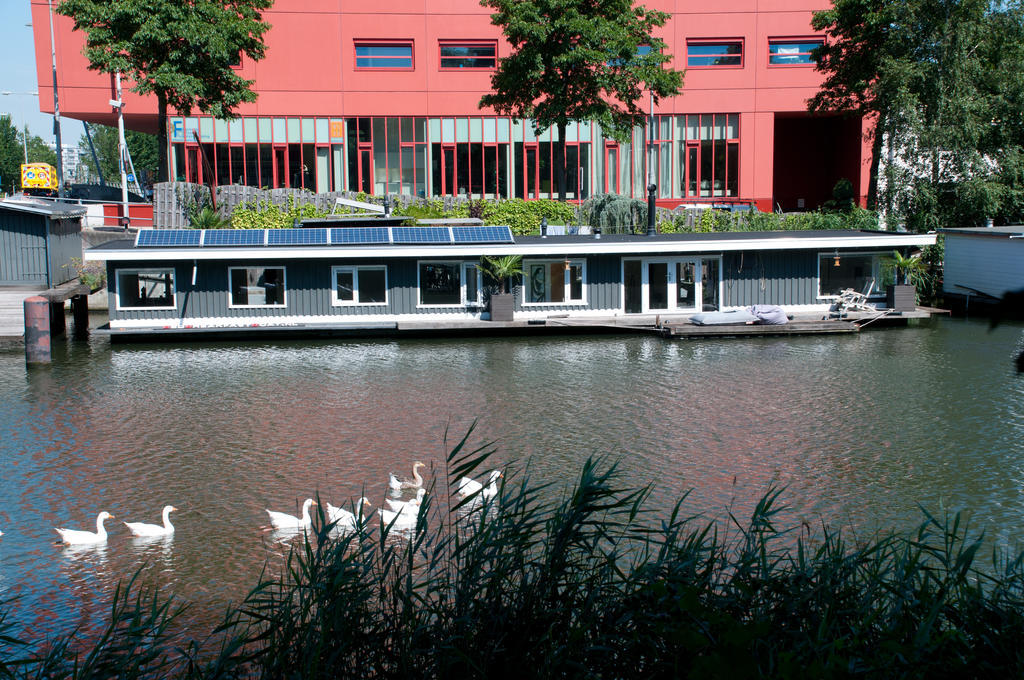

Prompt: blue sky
[{"left": 0, "top": 1, "right": 69, "bottom": 143}]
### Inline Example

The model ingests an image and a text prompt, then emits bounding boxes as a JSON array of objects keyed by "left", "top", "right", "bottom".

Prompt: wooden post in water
[
  {"left": 71, "top": 294, "right": 89, "bottom": 339},
  {"left": 24, "top": 296, "right": 51, "bottom": 364}
]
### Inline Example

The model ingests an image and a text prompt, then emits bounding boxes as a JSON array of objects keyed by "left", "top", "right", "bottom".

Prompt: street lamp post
[{"left": 47, "top": 0, "right": 64, "bottom": 199}]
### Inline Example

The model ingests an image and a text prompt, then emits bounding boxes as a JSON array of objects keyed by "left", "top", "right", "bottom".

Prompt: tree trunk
[
  {"left": 156, "top": 90, "right": 169, "bottom": 183},
  {"left": 557, "top": 121, "right": 567, "bottom": 202}
]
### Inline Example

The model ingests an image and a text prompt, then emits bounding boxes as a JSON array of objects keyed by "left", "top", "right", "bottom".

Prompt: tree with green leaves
[
  {"left": 810, "top": 0, "right": 1024, "bottom": 231},
  {"left": 479, "top": 0, "right": 683, "bottom": 202},
  {"left": 23, "top": 135, "right": 58, "bottom": 169},
  {"left": 78, "top": 124, "right": 158, "bottom": 185},
  {"left": 57, "top": 0, "right": 272, "bottom": 182},
  {"left": 0, "top": 116, "right": 24, "bottom": 194}
]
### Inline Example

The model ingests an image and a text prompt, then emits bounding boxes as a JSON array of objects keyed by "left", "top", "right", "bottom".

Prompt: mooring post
[
  {"left": 647, "top": 184, "right": 657, "bottom": 236},
  {"left": 71, "top": 294, "right": 89, "bottom": 339},
  {"left": 24, "top": 296, "right": 51, "bottom": 364}
]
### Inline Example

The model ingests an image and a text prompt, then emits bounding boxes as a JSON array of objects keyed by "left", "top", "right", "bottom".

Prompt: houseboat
[{"left": 83, "top": 225, "right": 936, "bottom": 341}]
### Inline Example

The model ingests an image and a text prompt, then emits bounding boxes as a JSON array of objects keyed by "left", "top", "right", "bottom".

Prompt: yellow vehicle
[{"left": 21, "top": 163, "right": 58, "bottom": 196}]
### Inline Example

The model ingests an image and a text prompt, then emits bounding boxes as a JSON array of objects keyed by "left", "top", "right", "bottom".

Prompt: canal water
[{"left": 0, "top": 316, "right": 1022, "bottom": 645}]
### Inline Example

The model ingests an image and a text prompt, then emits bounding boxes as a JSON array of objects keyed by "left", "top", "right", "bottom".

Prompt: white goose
[
  {"left": 378, "top": 504, "right": 420, "bottom": 529},
  {"left": 457, "top": 470, "right": 502, "bottom": 500},
  {"left": 384, "top": 488, "right": 427, "bottom": 513},
  {"left": 55, "top": 511, "right": 114, "bottom": 545},
  {"left": 124, "top": 505, "right": 177, "bottom": 537},
  {"left": 388, "top": 461, "right": 427, "bottom": 492},
  {"left": 267, "top": 498, "right": 317, "bottom": 530},
  {"left": 326, "top": 497, "right": 371, "bottom": 531}
]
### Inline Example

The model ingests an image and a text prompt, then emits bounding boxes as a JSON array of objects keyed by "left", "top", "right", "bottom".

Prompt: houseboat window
[
  {"left": 332, "top": 266, "right": 387, "bottom": 305},
  {"left": 463, "top": 263, "right": 481, "bottom": 306},
  {"left": 116, "top": 269, "right": 176, "bottom": 310},
  {"left": 229, "top": 266, "right": 286, "bottom": 307},
  {"left": 419, "top": 262, "right": 462, "bottom": 305},
  {"left": 524, "top": 259, "right": 586, "bottom": 304},
  {"left": 818, "top": 253, "right": 878, "bottom": 297}
]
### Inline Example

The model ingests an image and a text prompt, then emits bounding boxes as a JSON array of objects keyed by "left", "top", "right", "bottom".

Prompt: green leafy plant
[
  {"left": 477, "top": 255, "right": 523, "bottom": 293},
  {"left": 66, "top": 256, "right": 106, "bottom": 291},
  {"left": 884, "top": 249, "right": 927, "bottom": 286},
  {"left": 230, "top": 196, "right": 332, "bottom": 229},
  {"left": 189, "top": 206, "right": 231, "bottom": 229}
]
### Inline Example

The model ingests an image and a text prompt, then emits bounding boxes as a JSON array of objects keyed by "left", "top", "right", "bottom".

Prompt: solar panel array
[{"left": 134, "top": 225, "right": 515, "bottom": 248}]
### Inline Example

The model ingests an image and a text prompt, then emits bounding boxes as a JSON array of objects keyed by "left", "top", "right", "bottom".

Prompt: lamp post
[{"left": 47, "top": 0, "right": 64, "bottom": 198}]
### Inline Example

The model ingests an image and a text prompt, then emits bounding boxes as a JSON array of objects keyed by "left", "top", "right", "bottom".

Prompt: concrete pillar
[
  {"left": 71, "top": 294, "right": 89, "bottom": 339},
  {"left": 24, "top": 296, "right": 51, "bottom": 364}
]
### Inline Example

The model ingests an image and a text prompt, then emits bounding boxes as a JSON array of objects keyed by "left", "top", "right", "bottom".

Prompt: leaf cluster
[
  {"left": 229, "top": 197, "right": 332, "bottom": 229},
  {"left": 479, "top": 0, "right": 683, "bottom": 141}
]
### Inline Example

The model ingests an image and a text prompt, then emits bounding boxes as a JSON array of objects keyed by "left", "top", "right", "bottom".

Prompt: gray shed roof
[{"left": 0, "top": 197, "right": 87, "bottom": 218}]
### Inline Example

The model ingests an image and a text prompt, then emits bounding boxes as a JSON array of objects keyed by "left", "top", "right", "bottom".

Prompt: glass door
[
  {"left": 646, "top": 261, "right": 670, "bottom": 311},
  {"left": 623, "top": 260, "right": 642, "bottom": 314}
]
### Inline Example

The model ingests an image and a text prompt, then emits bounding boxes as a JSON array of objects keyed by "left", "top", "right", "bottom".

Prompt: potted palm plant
[
  {"left": 884, "top": 250, "right": 925, "bottom": 312},
  {"left": 477, "top": 255, "right": 522, "bottom": 322}
]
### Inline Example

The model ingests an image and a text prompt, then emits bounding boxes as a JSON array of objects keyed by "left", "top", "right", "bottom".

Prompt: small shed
[
  {"left": 940, "top": 226, "right": 1024, "bottom": 307},
  {"left": 0, "top": 198, "right": 86, "bottom": 288}
]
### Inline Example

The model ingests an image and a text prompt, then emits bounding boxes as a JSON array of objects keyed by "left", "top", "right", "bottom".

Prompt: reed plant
[{"left": 3, "top": 425, "right": 1024, "bottom": 678}]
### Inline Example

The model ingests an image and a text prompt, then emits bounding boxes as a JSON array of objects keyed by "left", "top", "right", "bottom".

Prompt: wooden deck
[
  {"left": 663, "top": 319, "right": 859, "bottom": 338},
  {"left": 0, "top": 282, "right": 91, "bottom": 340}
]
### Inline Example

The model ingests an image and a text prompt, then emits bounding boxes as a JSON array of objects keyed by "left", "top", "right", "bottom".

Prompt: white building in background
[{"left": 46, "top": 142, "right": 83, "bottom": 181}]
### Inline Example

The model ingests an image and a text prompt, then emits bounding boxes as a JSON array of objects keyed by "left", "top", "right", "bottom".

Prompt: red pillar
[{"left": 24, "top": 296, "right": 51, "bottom": 364}]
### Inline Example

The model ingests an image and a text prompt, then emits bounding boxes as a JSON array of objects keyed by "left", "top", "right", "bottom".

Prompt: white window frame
[
  {"left": 331, "top": 265, "right": 388, "bottom": 306},
  {"left": 462, "top": 262, "right": 483, "bottom": 307},
  {"left": 626, "top": 256, "right": 721, "bottom": 314},
  {"left": 522, "top": 258, "right": 587, "bottom": 306},
  {"left": 115, "top": 267, "right": 177, "bottom": 311},
  {"left": 417, "top": 260, "right": 467, "bottom": 308},
  {"left": 816, "top": 251, "right": 883, "bottom": 299},
  {"left": 228, "top": 265, "right": 287, "bottom": 308}
]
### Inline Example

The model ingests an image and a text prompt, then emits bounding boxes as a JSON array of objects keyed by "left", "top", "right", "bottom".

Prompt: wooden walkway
[
  {"left": 663, "top": 319, "right": 859, "bottom": 338},
  {"left": 0, "top": 282, "right": 91, "bottom": 340}
]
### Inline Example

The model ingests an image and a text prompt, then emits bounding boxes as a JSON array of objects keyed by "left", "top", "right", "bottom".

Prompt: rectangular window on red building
[
  {"left": 686, "top": 40, "right": 743, "bottom": 67},
  {"left": 355, "top": 41, "right": 414, "bottom": 69},
  {"left": 768, "top": 39, "right": 823, "bottom": 66},
  {"left": 440, "top": 41, "right": 497, "bottom": 69}
]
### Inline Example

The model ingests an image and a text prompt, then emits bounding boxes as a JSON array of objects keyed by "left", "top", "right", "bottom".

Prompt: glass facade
[{"left": 169, "top": 114, "right": 741, "bottom": 202}]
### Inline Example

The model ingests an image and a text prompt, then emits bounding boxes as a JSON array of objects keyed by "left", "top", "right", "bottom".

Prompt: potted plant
[
  {"left": 477, "top": 255, "right": 522, "bottom": 322},
  {"left": 884, "top": 250, "right": 925, "bottom": 312}
]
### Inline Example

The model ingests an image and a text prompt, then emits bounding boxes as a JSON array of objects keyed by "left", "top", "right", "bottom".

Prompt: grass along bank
[{"left": 2, "top": 427, "right": 1022, "bottom": 678}]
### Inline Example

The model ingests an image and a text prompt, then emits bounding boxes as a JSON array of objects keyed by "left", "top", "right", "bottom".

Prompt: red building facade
[{"left": 32, "top": 0, "right": 870, "bottom": 211}]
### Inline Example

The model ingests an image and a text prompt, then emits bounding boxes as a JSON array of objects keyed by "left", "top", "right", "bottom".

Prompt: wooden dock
[
  {"left": 0, "top": 282, "right": 91, "bottom": 341},
  {"left": 662, "top": 319, "right": 860, "bottom": 338}
]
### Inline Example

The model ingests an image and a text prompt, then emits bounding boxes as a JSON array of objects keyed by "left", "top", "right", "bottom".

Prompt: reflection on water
[{"left": 0, "top": 317, "right": 1022, "bottom": 643}]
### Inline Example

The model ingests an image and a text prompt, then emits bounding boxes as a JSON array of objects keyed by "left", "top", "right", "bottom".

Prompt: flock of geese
[{"left": 0, "top": 464, "right": 503, "bottom": 547}]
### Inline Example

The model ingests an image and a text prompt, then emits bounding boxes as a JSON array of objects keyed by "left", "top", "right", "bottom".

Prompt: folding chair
[{"left": 830, "top": 280, "right": 875, "bottom": 318}]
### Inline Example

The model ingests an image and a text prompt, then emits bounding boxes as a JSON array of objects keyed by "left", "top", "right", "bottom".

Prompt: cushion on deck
[{"left": 689, "top": 310, "right": 759, "bottom": 325}]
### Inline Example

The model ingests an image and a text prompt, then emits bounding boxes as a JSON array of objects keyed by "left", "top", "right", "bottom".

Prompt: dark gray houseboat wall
[
  {"left": 104, "top": 249, "right": 837, "bottom": 326},
  {"left": 0, "top": 206, "right": 83, "bottom": 287},
  {"left": 722, "top": 250, "right": 820, "bottom": 308}
]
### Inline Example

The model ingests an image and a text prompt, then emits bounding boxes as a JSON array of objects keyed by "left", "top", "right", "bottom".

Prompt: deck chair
[{"left": 830, "top": 280, "right": 875, "bottom": 317}]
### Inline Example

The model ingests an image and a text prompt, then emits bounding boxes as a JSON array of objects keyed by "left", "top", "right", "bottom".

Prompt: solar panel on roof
[
  {"left": 203, "top": 229, "right": 266, "bottom": 246},
  {"left": 451, "top": 225, "right": 514, "bottom": 244},
  {"left": 266, "top": 228, "right": 329, "bottom": 245},
  {"left": 330, "top": 227, "right": 390, "bottom": 245},
  {"left": 135, "top": 229, "right": 202, "bottom": 247},
  {"left": 391, "top": 226, "right": 450, "bottom": 244}
]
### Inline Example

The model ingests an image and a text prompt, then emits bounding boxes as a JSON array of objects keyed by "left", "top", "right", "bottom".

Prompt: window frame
[
  {"left": 417, "top": 260, "right": 468, "bottom": 308},
  {"left": 331, "top": 265, "right": 389, "bottom": 307},
  {"left": 686, "top": 39, "right": 744, "bottom": 68},
  {"left": 228, "top": 265, "right": 288, "bottom": 308},
  {"left": 354, "top": 40, "right": 415, "bottom": 70},
  {"left": 115, "top": 267, "right": 177, "bottom": 311},
  {"left": 522, "top": 258, "right": 587, "bottom": 306},
  {"left": 439, "top": 40, "right": 497, "bottom": 70},
  {"left": 768, "top": 38, "right": 824, "bottom": 67},
  {"left": 462, "top": 262, "right": 483, "bottom": 307},
  {"left": 817, "top": 251, "right": 883, "bottom": 299}
]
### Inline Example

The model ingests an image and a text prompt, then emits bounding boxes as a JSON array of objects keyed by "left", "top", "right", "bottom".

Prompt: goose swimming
[
  {"left": 55, "top": 511, "right": 114, "bottom": 545},
  {"left": 267, "top": 498, "right": 316, "bottom": 530},
  {"left": 388, "top": 461, "right": 427, "bottom": 491},
  {"left": 124, "top": 505, "right": 177, "bottom": 537}
]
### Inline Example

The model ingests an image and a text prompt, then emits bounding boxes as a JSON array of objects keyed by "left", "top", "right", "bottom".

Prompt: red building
[{"left": 31, "top": 0, "right": 869, "bottom": 211}]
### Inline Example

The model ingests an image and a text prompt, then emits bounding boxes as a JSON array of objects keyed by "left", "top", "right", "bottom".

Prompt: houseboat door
[{"left": 627, "top": 258, "right": 705, "bottom": 314}]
